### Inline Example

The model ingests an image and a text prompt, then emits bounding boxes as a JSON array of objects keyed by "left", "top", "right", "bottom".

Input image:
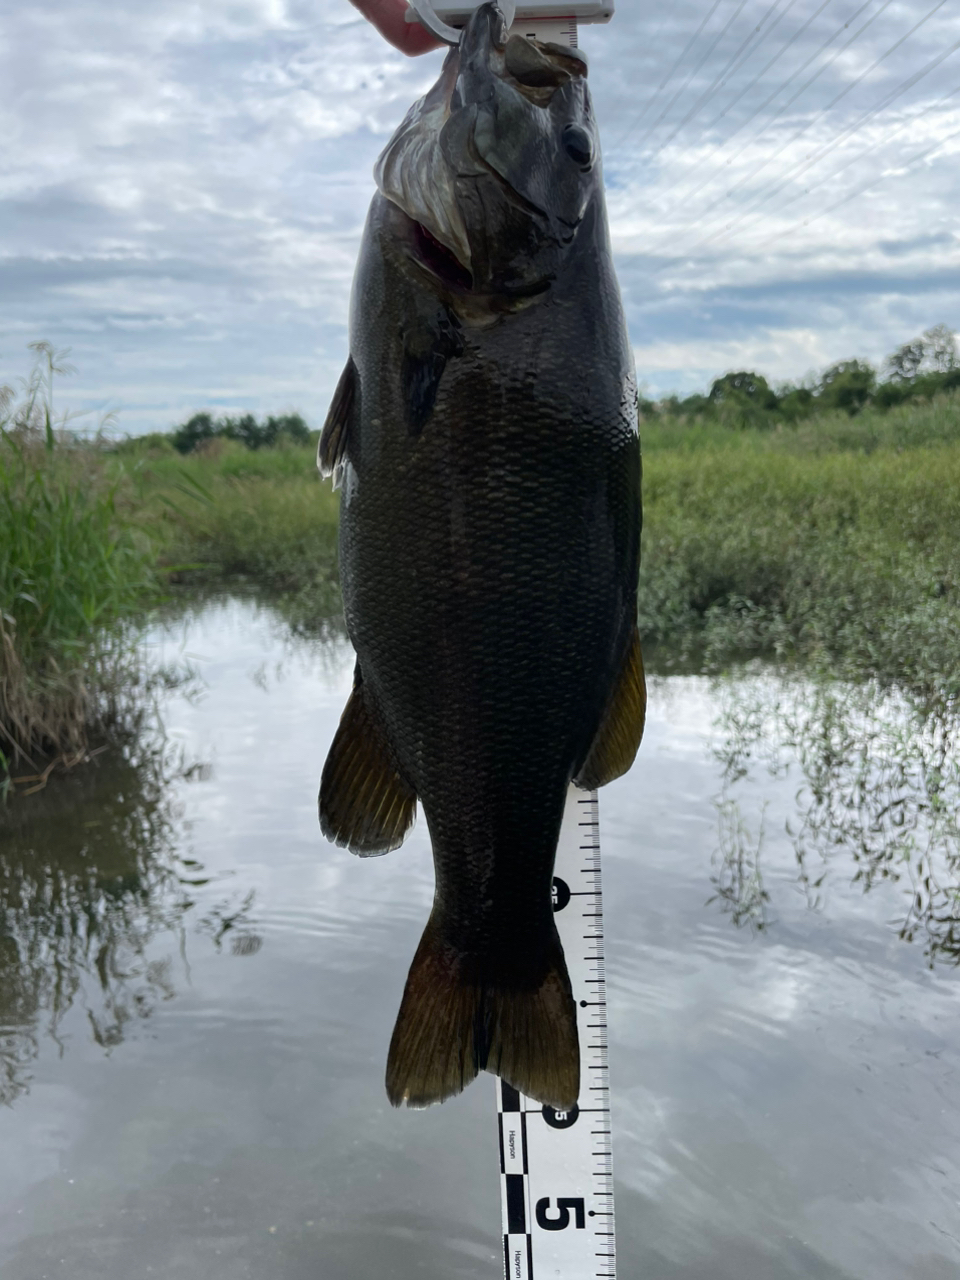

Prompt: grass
[
  {"left": 713, "top": 673, "right": 960, "bottom": 965},
  {"left": 0, "top": 350, "right": 338, "bottom": 792},
  {"left": 640, "top": 388, "right": 960, "bottom": 455},
  {"left": 0, "top": 346, "right": 160, "bottom": 784},
  {"left": 639, "top": 442, "right": 960, "bottom": 699},
  {"left": 122, "top": 435, "right": 340, "bottom": 607},
  {"left": 0, "top": 431, "right": 159, "bottom": 781}
]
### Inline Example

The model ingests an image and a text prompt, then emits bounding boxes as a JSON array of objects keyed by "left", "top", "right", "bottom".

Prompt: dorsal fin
[{"left": 317, "top": 357, "right": 357, "bottom": 489}]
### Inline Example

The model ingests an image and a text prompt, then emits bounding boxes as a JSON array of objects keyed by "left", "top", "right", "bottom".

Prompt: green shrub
[
  {"left": 641, "top": 390, "right": 960, "bottom": 455},
  {"left": 816, "top": 360, "right": 876, "bottom": 416},
  {"left": 0, "top": 343, "right": 161, "bottom": 781}
]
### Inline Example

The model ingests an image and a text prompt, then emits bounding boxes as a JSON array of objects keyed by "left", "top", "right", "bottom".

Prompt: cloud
[
  {"left": 2, "top": 0, "right": 960, "bottom": 426},
  {"left": 633, "top": 328, "right": 833, "bottom": 396}
]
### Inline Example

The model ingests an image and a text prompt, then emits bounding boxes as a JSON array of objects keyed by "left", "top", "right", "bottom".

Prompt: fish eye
[{"left": 562, "top": 123, "right": 594, "bottom": 169}]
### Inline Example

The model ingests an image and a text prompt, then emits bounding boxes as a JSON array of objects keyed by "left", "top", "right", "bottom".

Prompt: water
[{"left": 1, "top": 595, "right": 958, "bottom": 1279}]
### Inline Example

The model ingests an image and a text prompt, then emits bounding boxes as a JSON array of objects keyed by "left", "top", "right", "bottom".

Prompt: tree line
[
  {"left": 643, "top": 324, "right": 960, "bottom": 425},
  {"left": 170, "top": 410, "right": 311, "bottom": 453}
]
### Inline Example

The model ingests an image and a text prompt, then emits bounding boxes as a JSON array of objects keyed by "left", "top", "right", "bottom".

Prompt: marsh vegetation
[
  {"left": 0, "top": 346, "right": 159, "bottom": 786},
  {"left": 3, "top": 335, "right": 960, "bottom": 786}
]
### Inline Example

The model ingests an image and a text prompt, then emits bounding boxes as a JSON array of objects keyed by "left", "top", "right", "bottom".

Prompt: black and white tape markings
[{"left": 496, "top": 788, "right": 615, "bottom": 1280}]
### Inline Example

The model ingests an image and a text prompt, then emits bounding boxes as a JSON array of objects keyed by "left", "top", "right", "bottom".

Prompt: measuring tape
[{"left": 495, "top": 786, "right": 616, "bottom": 1280}]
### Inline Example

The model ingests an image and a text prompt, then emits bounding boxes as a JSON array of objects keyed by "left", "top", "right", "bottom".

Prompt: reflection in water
[
  {"left": 199, "top": 889, "right": 262, "bottom": 955},
  {"left": 0, "top": 589, "right": 347, "bottom": 1111},
  {"left": 713, "top": 677, "right": 960, "bottom": 964},
  {"left": 3, "top": 597, "right": 959, "bottom": 1279},
  {"left": 0, "top": 734, "right": 191, "bottom": 1103},
  {"left": 0, "top": 589, "right": 346, "bottom": 1110},
  {"left": 0, "top": 727, "right": 263, "bottom": 1106},
  {"left": 710, "top": 796, "right": 771, "bottom": 933}
]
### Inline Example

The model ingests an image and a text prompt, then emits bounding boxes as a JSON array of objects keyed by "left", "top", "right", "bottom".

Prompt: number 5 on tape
[{"left": 496, "top": 787, "right": 616, "bottom": 1279}]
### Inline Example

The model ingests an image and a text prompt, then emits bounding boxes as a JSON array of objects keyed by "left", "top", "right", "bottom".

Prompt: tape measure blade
[{"left": 497, "top": 786, "right": 616, "bottom": 1280}]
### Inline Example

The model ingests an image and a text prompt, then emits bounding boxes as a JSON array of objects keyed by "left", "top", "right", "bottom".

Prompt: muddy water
[{"left": 0, "top": 596, "right": 958, "bottom": 1279}]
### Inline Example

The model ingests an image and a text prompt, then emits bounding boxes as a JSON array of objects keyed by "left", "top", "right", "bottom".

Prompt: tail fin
[{"left": 385, "top": 917, "right": 579, "bottom": 1110}]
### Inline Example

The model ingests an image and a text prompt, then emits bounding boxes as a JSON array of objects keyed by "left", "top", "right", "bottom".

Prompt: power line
[
  {"left": 716, "top": 0, "right": 904, "bottom": 203},
  {"left": 611, "top": 0, "right": 876, "bottom": 213},
  {"left": 616, "top": 0, "right": 835, "bottom": 212},
  {"left": 737, "top": 30, "right": 960, "bottom": 223},
  {"left": 775, "top": 79, "right": 960, "bottom": 221},
  {"left": 625, "top": 89, "right": 960, "bottom": 282},
  {"left": 634, "top": 0, "right": 751, "bottom": 153},
  {"left": 612, "top": 0, "right": 725, "bottom": 145},
  {"left": 717, "top": 0, "right": 882, "bottom": 152},
  {"left": 708, "top": 0, "right": 833, "bottom": 127},
  {"left": 666, "top": 0, "right": 950, "bottom": 255},
  {"left": 643, "top": 0, "right": 803, "bottom": 162}
]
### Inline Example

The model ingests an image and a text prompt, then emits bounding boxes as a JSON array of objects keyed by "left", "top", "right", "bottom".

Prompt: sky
[{"left": 2, "top": 0, "right": 960, "bottom": 431}]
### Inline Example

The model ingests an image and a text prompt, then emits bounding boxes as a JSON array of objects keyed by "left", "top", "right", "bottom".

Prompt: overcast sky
[{"left": 2, "top": 0, "right": 959, "bottom": 431}]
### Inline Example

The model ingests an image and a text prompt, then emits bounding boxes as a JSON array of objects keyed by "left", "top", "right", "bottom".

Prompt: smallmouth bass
[{"left": 318, "top": 1, "right": 644, "bottom": 1110}]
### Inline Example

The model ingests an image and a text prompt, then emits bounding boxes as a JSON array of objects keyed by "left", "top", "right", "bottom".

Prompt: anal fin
[
  {"left": 319, "top": 668, "right": 416, "bottom": 855},
  {"left": 574, "top": 625, "right": 646, "bottom": 790}
]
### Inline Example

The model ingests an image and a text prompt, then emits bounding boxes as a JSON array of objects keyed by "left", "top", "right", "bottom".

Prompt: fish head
[{"left": 374, "top": 1, "right": 601, "bottom": 303}]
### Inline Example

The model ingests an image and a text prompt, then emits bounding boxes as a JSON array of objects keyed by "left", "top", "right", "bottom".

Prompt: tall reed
[{"left": 0, "top": 346, "right": 158, "bottom": 783}]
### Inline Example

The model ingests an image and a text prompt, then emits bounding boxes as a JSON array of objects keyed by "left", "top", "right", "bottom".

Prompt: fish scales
[{"left": 318, "top": 2, "right": 644, "bottom": 1111}]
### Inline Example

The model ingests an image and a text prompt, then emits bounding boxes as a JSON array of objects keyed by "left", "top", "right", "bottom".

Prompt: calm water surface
[{"left": 1, "top": 596, "right": 958, "bottom": 1279}]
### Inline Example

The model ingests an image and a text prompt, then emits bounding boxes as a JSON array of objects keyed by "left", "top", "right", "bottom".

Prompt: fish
[{"left": 317, "top": 1, "right": 644, "bottom": 1111}]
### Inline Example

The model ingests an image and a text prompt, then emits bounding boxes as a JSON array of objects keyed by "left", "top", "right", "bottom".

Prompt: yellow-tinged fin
[
  {"left": 317, "top": 357, "right": 356, "bottom": 490},
  {"left": 385, "top": 919, "right": 579, "bottom": 1110},
  {"left": 319, "top": 670, "right": 416, "bottom": 856},
  {"left": 574, "top": 625, "right": 646, "bottom": 790}
]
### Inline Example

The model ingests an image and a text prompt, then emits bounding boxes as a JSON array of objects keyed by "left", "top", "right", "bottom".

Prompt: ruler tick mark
[{"left": 496, "top": 785, "right": 615, "bottom": 1278}]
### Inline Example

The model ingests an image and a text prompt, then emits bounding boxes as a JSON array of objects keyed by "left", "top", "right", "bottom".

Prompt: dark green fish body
[{"left": 319, "top": 3, "right": 644, "bottom": 1110}]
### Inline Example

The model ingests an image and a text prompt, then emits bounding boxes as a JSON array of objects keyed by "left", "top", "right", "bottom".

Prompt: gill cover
[{"left": 374, "top": 50, "right": 473, "bottom": 271}]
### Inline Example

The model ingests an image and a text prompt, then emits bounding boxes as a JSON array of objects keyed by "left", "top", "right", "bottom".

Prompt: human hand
[{"left": 349, "top": 0, "right": 444, "bottom": 54}]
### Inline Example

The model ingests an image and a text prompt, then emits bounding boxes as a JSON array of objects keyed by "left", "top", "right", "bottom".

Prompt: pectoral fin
[
  {"left": 317, "top": 357, "right": 357, "bottom": 489},
  {"left": 574, "top": 626, "right": 646, "bottom": 790},
  {"left": 319, "top": 667, "right": 417, "bottom": 856},
  {"left": 402, "top": 349, "right": 449, "bottom": 437},
  {"left": 402, "top": 307, "right": 463, "bottom": 437}
]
